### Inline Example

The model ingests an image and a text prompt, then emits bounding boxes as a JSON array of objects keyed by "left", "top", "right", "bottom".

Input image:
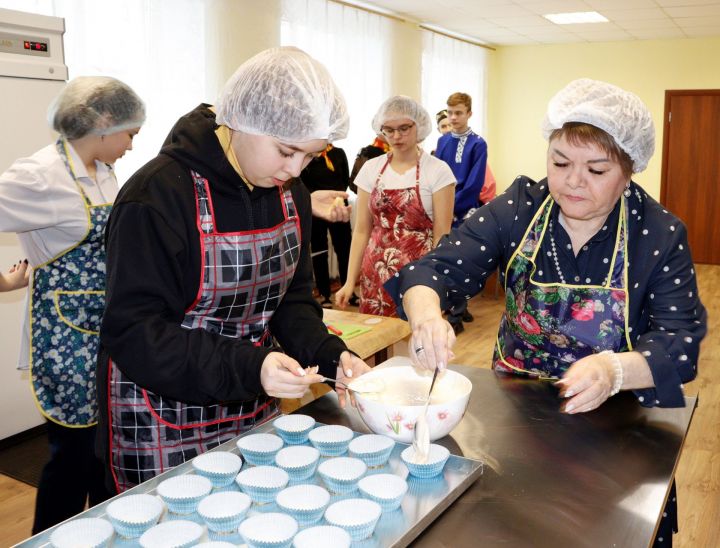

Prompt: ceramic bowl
[
  {"left": 238, "top": 512, "right": 298, "bottom": 548},
  {"left": 358, "top": 473, "right": 409, "bottom": 511},
  {"left": 274, "top": 445, "right": 320, "bottom": 481},
  {"left": 275, "top": 484, "right": 330, "bottom": 526},
  {"left": 351, "top": 364, "right": 472, "bottom": 443},
  {"left": 273, "top": 414, "right": 316, "bottom": 444},
  {"left": 191, "top": 450, "right": 243, "bottom": 487},
  {"left": 138, "top": 520, "right": 204, "bottom": 548},
  {"left": 324, "top": 498, "right": 382, "bottom": 541},
  {"left": 292, "top": 525, "right": 351, "bottom": 548},
  {"left": 156, "top": 473, "right": 213, "bottom": 514},
  {"left": 235, "top": 465, "right": 289, "bottom": 504},
  {"left": 348, "top": 434, "right": 395, "bottom": 467},
  {"left": 105, "top": 493, "right": 164, "bottom": 538},
  {"left": 236, "top": 433, "right": 284, "bottom": 466},
  {"left": 197, "top": 491, "right": 251, "bottom": 533},
  {"left": 50, "top": 518, "right": 114, "bottom": 548},
  {"left": 401, "top": 444, "right": 451, "bottom": 478},
  {"left": 317, "top": 456, "right": 367, "bottom": 494},
  {"left": 307, "top": 424, "right": 354, "bottom": 456}
]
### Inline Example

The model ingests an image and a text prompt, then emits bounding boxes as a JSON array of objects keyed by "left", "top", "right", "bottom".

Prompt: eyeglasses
[{"left": 380, "top": 123, "right": 415, "bottom": 138}]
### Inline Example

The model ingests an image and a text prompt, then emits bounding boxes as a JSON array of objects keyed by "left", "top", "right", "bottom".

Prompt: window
[
  {"left": 0, "top": 0, "right": 206, "bottom": 184},
  {"left": 281, "top": 0, "right": 391, "bottom": 165},
  {"left": 421, "top": 30, "right": 488, "bottom": 152}
]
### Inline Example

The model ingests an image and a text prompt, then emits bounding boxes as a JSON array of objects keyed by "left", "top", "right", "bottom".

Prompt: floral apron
[
  {"left": 30, "top": 139, "right": 112, "bottom": 427},
  {"left": 360, "top": 154, "right": 433, "bottom": 316},
  {"left": 107, "top": 172, "right": 300, "bottom": 491},
  {"left": 494, "top": 194, "right": 633, "bottom": 378}
]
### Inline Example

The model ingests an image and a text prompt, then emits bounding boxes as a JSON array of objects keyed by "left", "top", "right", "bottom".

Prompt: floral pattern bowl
[{"left": 350, "top": 364, "right": 472, "bottom": 443}]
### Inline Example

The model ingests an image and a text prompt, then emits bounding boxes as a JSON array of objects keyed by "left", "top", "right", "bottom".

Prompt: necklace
[{"left": 548, "top": 219, "right": 566, "bottom": 284}]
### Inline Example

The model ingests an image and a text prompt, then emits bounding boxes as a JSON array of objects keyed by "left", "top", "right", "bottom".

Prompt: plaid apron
[
  {"left": 494, "top": 194, "right": 633, "bottom": 378},
  {"left": 30, "top": 139, "right": 112, "bottom": 427},
  {"left": 360, "top": 154, "right": 433, "bottom": 316},
  {"left": 108, "top": 171, "right": 301, "bottom": 491}
]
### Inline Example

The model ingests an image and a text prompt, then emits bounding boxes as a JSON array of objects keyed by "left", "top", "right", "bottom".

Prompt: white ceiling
[{"left": 355, "top": 0, "right": 720, "bottom": 46}]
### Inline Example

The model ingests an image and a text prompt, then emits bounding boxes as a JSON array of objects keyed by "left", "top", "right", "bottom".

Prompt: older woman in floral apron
[
  {"left": 386, "top": 79, "right": 707, "bottom": 547},
  {"left": 97, "top": 47, "right": 371, "bottom": 492},
  {"left": 335, "top": 96, "right": 455, "bottom": 315},
  {"left": 0, "top": 77, "right": 145, "bottom": 533}
]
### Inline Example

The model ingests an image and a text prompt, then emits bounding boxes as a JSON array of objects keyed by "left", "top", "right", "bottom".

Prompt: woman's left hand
[
  {"left": 334, "top": 351, "right": 372, "bottom": 409},
  {"left": 556, "top": 352, "right": 618, "bottom": 413}
]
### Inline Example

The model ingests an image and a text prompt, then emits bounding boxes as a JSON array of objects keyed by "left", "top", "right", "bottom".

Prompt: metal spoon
[
  {"left": 412, "top": 367, "right": 440, "bottom": 463},
  {"left": 319, "top": 376, "right": 383, "bottom": 394}
]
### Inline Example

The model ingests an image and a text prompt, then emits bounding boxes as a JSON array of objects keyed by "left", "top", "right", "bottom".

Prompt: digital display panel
[{"left": 23, "top": 40, "right": 48, "bottom": 52}]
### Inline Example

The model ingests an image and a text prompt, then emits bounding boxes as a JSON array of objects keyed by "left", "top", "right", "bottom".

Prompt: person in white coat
[{"left": 0, "top": 76, "right": 145, "bottom": 533}]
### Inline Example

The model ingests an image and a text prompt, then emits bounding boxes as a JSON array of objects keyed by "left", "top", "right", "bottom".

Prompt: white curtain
[
  {"left": 0, "top": 0, "right": 206, "bottom": 184},
  {"left": 280, "top": 0, "right": 391, "bottom": 167},
  {"left": 421, "top": 31, "right": 488, "bottom": 154}
]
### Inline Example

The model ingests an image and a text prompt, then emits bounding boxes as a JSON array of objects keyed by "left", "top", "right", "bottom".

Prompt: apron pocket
[{"left": 53, "top": 289, "right": 105, "bottom": 334}]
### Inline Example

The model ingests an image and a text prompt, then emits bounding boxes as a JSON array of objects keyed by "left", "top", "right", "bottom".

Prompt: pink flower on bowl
[{"left": 437, "top": 411, "right": 449, "bottom": 420}]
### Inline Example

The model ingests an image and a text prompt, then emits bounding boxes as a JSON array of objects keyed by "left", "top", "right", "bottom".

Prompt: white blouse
[
  {"left": 354, "top": 151, "right": 455, "bottom": 221},
  {"left": 0, "top": 141, "right": 118, "bottom": 368}
]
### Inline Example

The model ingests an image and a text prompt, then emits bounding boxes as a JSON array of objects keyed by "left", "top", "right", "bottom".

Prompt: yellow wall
[{"left": 487, "top": 37, "right": 720, "bottom": 200}]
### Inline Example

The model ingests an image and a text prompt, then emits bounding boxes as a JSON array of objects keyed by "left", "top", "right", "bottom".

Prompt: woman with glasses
[{"left": 335, "top": 96, "right": 455, "bottom": 316}]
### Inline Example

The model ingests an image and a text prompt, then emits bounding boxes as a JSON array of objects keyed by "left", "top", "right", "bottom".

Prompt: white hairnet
[
  {"left": 216, "top": 47, "right": 349, "bottom": 143},
  {"left": 48, "top": 76, "right": 145, "bottom": 140},
  {"left": 371, "top": 96, "right": 432, "bottom": 142},
  {"left": 541, "top": 78, "right": 655, "bottom": 173}
]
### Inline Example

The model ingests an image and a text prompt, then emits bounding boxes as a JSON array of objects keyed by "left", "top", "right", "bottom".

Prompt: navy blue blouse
[{"left": 385, "top": 176, "right": 707, "bottom": 408}]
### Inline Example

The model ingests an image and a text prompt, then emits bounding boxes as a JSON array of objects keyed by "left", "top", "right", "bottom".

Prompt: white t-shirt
[
  {"left": 0, "top": 141, "right": 118, "bottom": 368},
  {"left": 355, "top": 151, "right": 455, "bottom": 221}
]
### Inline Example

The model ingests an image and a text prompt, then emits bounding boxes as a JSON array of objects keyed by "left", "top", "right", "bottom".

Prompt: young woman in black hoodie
[{"left": 97, "top": 47, "right": 371, "bottom": 492}]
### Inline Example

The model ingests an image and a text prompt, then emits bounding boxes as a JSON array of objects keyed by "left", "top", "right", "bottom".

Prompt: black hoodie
[{"left": 98, "top": 105, "right": 347, "bottom": 418}]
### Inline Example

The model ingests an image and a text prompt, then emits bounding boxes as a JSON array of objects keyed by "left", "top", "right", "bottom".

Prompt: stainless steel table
[{"left": 302, "top": 362, "right": 697, "bottom": 548}]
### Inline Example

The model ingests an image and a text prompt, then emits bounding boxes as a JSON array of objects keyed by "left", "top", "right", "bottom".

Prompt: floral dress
[{"left": 360, "top": 155, "right": 433, "bottom": 316}]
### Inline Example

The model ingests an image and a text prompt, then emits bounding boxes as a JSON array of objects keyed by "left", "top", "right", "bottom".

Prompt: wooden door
[{"left": 660, "top": 91, "right": 720, "bottom": 265}]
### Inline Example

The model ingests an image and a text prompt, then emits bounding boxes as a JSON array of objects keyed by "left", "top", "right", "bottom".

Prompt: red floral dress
[{"left": 360, "top": 155, "right": 433, "bottom": 316}]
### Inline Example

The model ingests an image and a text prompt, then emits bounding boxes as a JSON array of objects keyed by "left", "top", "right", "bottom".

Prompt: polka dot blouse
[{"left": 385, "top": 176, "right": 707, "bottom": 408}]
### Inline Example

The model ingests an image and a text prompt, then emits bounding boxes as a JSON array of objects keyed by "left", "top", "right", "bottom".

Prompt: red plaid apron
[{"left": 107, "top": 171, "right": 300, "bottom": 491}]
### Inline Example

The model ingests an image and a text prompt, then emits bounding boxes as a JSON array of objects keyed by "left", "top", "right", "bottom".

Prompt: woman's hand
[
  {"left": 409, "top": 316, "right": 456, "bottom": 373},
  {"left": 556, "top": 352, "right": 619, "bottom": 413},
  {"left": 260, "top": 352, "right": 323, "bottom": 399},
  {"left": 0, "top": 260, "right": 30, "bottom": 292},
  {"left": 334, "top": 283, "right": 354, "bottom": 309},
  {"left": 311, "top": 190, "right": 351, "bottom": 223},
  {"left": 334, "top": 351, "right": 372, "bottom": 408}
]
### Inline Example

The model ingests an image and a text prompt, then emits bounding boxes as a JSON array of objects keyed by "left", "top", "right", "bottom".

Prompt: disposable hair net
[
  {"left": 216, "top": 47, "right": 349, "bottom": 143},
  {"left": 371, "top": 96, "right": 432, "bottom": 142},
  {"left": 541, "top": 78, "right": 655, "bottom": 173},
  {"left": 49, "top": 76, "right": 145, "bottom": 140}
]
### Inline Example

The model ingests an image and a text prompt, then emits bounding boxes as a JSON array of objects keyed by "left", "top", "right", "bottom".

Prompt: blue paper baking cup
[
  {"left": 273, "top": 414, "right": 316, "bottom": 444},
  {"left": 401, "top": 444, "right": 450, "bottom": 478},
  {"left": 308, "top": 425, "right": 353, "bottom": 457},
  {"left": 348, "top": 434, "right": 395, "bottom": 467}
]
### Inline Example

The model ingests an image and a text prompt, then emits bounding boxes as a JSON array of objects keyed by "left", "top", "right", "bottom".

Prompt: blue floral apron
[
  {"left": 494, "top": 194, "right": 633, "bottom": 378},
  {"left": 30, "top": 139, "right": 112, "bottom": 427},
  {"left": 107, "top": 171, "right": 300, "bottom": 491}
]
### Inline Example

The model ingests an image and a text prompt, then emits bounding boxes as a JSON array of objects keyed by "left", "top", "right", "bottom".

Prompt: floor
[{"left": 1, "top": 265, "right": 718, "bottom": 547}]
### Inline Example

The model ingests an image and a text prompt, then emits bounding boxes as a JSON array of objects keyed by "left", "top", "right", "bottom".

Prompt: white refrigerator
[{"left": 0, "top": 7, "right": 68, "bottom": 439}]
